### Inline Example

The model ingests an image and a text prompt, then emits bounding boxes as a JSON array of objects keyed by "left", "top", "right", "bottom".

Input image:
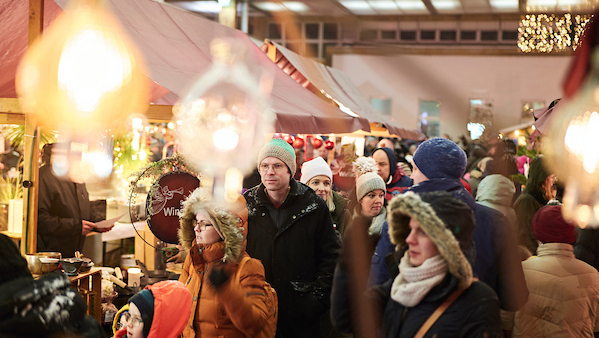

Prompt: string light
[{"left": 518, "top": 13, "right": 592, "bottom": 53}]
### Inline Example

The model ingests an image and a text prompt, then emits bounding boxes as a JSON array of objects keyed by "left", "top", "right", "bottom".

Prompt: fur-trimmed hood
[
  {"left": 387, "top": 191, "right": 474, "bottom": 289},
  {"left": 178, "top": 188, "right": 248, "bottom": 263}
]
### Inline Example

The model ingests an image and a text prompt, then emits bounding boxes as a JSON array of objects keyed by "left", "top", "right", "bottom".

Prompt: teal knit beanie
[{"left": 257, "top": 138, "right": 297, "bottom": 176}]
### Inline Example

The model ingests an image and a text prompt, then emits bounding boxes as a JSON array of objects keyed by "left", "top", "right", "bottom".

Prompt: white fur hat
[{"left": 300, "top": 157, "right": 332, "bottom": 184}]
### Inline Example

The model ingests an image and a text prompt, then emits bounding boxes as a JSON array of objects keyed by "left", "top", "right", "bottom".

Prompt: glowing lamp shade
[
  {"left": 175, "top": 39, "right": 274, "bottom": 204},
  {"left": 16, "top": 0, "right": 149, "bottom": 137},
  {"left": 545, "top": 52, "right": 599, "bottom": 227}
]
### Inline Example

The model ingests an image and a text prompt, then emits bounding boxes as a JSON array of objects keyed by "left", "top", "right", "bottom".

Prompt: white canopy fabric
[
  {"left": 267, "top": 41, "right": 424, "bottom": 140},
  {"left": 0, "top": 0, "right": 370, "bottom": 134}
]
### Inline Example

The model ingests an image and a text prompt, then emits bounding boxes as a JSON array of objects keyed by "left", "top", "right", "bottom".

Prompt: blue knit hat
[
  {"left": 412, "top": 138, "right": 467, "bottom": 180},
  {"left": 129, "top": 289, "right": 154, "bottom": 338},
  {"left": 257, "top": 138, "right": 297, "bottom": 176}
]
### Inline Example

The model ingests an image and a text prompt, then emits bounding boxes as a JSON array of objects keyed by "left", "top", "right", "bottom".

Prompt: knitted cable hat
[
  {"left": 387, "top": 191, "right": 474, "bottom": 289},
  {"left": 533, "top": 204, "right": 576, "bottom": 244},
  {"left": 129, "top": 289, "right": 155, "bottom": 338},
  {"left": 412, "top": 137, "right": 467, "bottom": 180},
  {"left": 0, "top": 233, "right": 32, "bottom": 285},
  {"left": 257, "top": 138, "right": 297, "bottom": 176},
  {"left": 356, "top": 172, "right": 386, "bottom": 202},
  {"left": 300, "top": 157, "right": 332, "bottom": 184}
]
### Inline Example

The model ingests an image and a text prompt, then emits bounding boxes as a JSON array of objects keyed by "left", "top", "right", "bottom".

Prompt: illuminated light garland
[{"left": 518, "top": 13, "right": 592, "bottom": 53}]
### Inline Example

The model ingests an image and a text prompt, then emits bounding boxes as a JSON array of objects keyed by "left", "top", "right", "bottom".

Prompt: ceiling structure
[{"left": 166, "top": 0, "right": 598, "bottom": 18}]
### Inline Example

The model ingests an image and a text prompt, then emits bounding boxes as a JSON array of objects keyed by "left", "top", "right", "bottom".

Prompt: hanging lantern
[
  {"left": 16, "top": 0, "right": 149, "bottom": 180},
  {"left": 544, "top": 48, "right": 599, "bottom": 228},
  {"left": 16, "top": 0, "right": 148, "bottom": 136},
  {"left": 175, "top": 38, "right": 274, "bottom": 205}
]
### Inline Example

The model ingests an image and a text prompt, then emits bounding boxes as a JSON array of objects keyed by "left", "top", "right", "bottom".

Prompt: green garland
[{"left": 127, "top": 153, "right": 203, "bottom": 224}]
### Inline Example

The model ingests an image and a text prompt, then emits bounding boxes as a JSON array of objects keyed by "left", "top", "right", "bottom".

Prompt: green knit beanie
[{"left": 257, "top": 138, "right": 297, "bottom": 176}]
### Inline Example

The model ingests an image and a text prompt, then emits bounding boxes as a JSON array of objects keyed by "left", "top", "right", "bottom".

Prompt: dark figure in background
[
  {"left": 512, "top": 155, "right": 555, "bottom": 257},
  {"left": 0, "top": 234, "right": 104, "bottom": 338},
  {"left": 37, "top": 143, "right": 110, "bottom": 258}
]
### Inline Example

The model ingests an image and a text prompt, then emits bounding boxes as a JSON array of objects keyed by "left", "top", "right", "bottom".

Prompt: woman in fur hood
[
  {"left": 177, "top": 188, "right": 273, "bottom": 338},
  {"left": 381, "top": 191, "right": 502, "bottom": 337}
]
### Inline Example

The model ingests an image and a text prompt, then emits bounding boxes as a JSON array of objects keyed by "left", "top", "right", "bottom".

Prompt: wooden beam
[
  {"left": 0, "top": 98, "right": 26, "bottom": 124},
  {"left": 21, "top": 0, "right": 44, "bottom": 255},
  {"left": 146, "top": 105, "right": 174, "bottom": 122}
]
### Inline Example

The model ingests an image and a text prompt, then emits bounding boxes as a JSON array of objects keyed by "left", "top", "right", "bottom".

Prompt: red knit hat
[{"left": 533, "top": 205, "right": 576, "bottom": 244}]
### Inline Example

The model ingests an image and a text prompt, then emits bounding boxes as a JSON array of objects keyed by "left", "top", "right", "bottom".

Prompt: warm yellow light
[
  {"left": 514, "top": 130, "right": 520, "bottom": 136},
  {"left": 16, "top": 0, "right": 149, "bottom": 137}
]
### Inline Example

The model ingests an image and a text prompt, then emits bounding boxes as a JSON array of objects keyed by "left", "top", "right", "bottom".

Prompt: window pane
[
  {"left": 420, "top": 30, "right": 436, "bottom": 40},
  {"left": 268, "top": 23, "right": 282, "bottom": 39},
  {"left": 323, "top": 23, "right": 338, "bottom": 40},
  {"left": 305, "top": 23, "right": 320, "bottom": 39}
]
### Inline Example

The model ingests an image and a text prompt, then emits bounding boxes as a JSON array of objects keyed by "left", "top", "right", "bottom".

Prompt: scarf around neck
[{"left": 390, "top": 253, "right": 448, "bottom": 307}]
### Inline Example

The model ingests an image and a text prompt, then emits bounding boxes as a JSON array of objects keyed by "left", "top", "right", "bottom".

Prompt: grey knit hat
[
  {"left": 257, "top": 138, "right": 297, "bottom": 176},
  {"left": 356, "top": 172, "right": 386, "bottom": 201}
]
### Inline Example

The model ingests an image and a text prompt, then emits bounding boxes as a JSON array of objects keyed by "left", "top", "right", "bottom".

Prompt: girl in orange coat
[{"left": 178, "top": 188, "right": 273, "bottom": 338}]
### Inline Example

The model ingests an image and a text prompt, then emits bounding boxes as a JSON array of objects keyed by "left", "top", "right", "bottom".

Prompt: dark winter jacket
[
  {"left": 331, "top": 190, "right": 351, "bottom": 238},
  {"left": 513, "top": 156, "right": 550, "bottom": 255},
  {"left": 378, "top": 274, "right": 502, "bottom": 337},
  {"left": 575, "top": 228, "right": 599, "bottom": 271},
  {"left": 37, "top": 164, "right": 94, "bottom": 258},
  {"left": 244, "top": 179, "right": 340, "bottom": 338},
  {"left": 0, "top": 273, "right": 104, "bottom": 338}
]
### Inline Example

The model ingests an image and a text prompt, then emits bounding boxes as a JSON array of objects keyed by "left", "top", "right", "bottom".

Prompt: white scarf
[{"left": 390, "top": 253, "right": 448, "bottom": 307}]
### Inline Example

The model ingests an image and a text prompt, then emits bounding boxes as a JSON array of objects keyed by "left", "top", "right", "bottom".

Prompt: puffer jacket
[
  {"left": 509, "top": 243, "right": 599, "bottom": 337},
  {"left": 476, "top": 174, "right": 517, "bottom": 228},
  {"left": 178, "top": 190, "right": 271, "bottom": 338},
  {"left": 244, "top": 179, "right": 340, "bottom": 338},
  {"left": 115, "top": 280, "right": 192, "bottom": 338}
]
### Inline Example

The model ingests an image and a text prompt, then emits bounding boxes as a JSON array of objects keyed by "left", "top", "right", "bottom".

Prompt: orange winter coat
[{"left": 178, "top": 191, "right": 271, "bottom": 338}]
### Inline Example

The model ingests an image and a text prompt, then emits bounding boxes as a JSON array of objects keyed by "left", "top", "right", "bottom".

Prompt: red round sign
[{"left": 146, "top": 171, "right": 200, "bottom": 244}]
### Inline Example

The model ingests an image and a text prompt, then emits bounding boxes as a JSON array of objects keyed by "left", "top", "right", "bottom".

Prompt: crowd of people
[{"left": 3, "top": 134, "right": 599, "bottom": 338}]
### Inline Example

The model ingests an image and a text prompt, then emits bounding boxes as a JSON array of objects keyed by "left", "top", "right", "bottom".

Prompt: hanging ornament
[
  {"left": 282, "top": 134, "right": 295, "bottom": 145},
  {"left": 175, "top": 38, "right": 275, "bottom": 205},
  {"left": 544, "top": 47, "right": 599, "bottom": 228},
  {"left": 312, "top": 137, "right": 323, "bottom": 149},
  {"left": 325, "top": 139, "right": 335, "bottom": 150},
  {"left": 292, "top": 136, "right": 305, "bottom": 149}
]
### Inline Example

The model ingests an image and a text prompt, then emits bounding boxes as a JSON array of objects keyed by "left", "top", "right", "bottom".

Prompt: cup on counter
[{"left": 127, "top": 267, "right": 141, "bottom": 287}]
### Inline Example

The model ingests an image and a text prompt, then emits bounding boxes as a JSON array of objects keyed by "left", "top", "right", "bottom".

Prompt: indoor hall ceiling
[{"left": 165, "top": 0, "right": 599, "bottom": 18}]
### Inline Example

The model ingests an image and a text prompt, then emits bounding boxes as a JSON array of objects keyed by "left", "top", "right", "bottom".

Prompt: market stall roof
[
  {"left": 263, "top": 41, "right": 424, "bottom": 140},
  {"left": 0, "top": 0, "right": 370, "bottom": 135}
]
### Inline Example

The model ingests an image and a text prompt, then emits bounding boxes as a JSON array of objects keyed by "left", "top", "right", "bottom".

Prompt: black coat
[
  {"left": 244, "top": 179, "right": 340, "bottom": 338},
  {"left": 37, "top": 164, "right": 92, "bottom": 258},
  {"left": 379, "top": 273, "right": 502, "bottom": 338}
]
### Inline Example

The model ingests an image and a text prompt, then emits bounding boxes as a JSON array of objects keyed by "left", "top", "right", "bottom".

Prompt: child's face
[{"left": 126, "top": 303, "right": 144, "bottom": 338}]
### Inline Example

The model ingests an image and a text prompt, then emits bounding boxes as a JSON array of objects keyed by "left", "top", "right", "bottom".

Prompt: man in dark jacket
[
  {"left": 369, "top": 138, "right": 528, "bottom": 312},
  {"left": 37, "top": 143, "right": 109, "bottom": 258},
  {"left": 244, "top": 138, "right": 340, "bottom": 338},
  {"left": 372, "top": 147, "right": 412, "bottom": 200}
]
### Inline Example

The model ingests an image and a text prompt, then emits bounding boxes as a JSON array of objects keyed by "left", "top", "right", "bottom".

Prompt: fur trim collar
[
  {"left": 387, "top": 191, "right": 473, "bottom": 289},
  {"left": 178, "top": 188, "right": 244, "bottom": 263}
]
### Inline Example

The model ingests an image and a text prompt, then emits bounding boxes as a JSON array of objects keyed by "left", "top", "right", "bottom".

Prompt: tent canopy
[
  {"left": 0, "top": 0, "right": 370, "bottom": 135},
  {"left": 263, "top": 41, "right": 424, "bottom": 140}
]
